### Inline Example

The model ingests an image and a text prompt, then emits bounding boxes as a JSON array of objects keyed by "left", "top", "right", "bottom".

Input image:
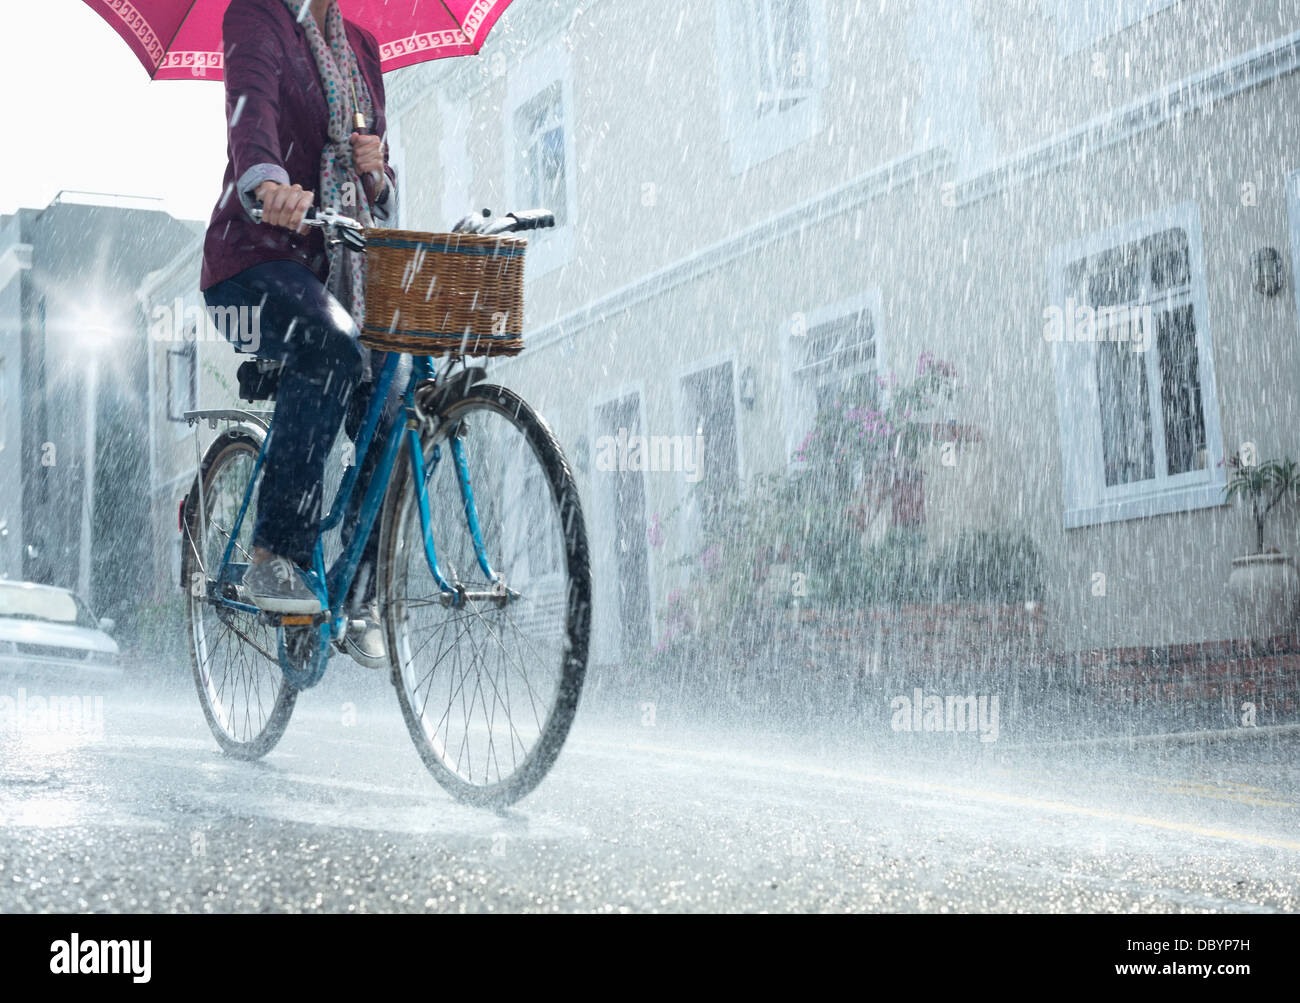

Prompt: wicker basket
[{"left": 361, "top": 228, "right": 527, "bottom": 356}]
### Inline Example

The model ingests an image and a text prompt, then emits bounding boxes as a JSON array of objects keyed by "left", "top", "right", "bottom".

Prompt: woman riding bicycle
[{"left": 200, "top": 0, "right": 402, "bottom": 667}]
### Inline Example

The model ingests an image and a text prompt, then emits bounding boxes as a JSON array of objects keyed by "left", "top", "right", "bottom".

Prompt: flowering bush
[
  {"left": 655, "top": 588, "right": 695, "bottom": 653},
  {"left": 649, "top": 352, "right": 963, "bottom": 645},
  {"left": 790, "top": 351, "right": 960, "bottom": 541}
]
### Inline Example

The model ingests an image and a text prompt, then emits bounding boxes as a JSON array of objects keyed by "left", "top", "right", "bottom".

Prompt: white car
[{"left": 0, "top": 581, "right": 121, "bottom": 683}]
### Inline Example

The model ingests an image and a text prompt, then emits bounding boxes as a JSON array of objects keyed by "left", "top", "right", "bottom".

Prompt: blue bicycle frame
[{"left": 205, "top": 352, "right": 499, "bottom": 689}]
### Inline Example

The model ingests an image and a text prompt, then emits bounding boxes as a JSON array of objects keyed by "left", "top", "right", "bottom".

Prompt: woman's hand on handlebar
[{"left": 254, "top": 181, "right": 315, "bottom": 233}]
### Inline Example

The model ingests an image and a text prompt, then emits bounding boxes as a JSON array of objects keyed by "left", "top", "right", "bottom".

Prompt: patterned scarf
[{"left": 282, "top": 0, "right": 375, "bottom": 336}]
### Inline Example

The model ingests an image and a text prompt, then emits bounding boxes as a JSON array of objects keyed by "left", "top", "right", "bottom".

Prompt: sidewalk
[
  {"left": 1031, "top": 631, "right": 1300, "bottom": 744},
  {"left": 599, "top": 609, "right": 1300, "bottom": 745}
]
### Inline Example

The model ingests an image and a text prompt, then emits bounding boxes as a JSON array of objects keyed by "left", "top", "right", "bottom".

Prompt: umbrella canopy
[{"left": 83, "top": 0, "right": 516, "bottom": 80}]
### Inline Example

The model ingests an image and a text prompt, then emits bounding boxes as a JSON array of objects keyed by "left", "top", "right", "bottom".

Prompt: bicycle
[{"left": 179, "top": 207, "right": 591, "bottom": 808}]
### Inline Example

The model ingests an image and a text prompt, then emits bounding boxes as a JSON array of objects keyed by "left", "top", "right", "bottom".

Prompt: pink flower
[
  {"left": 647, "top": 513, "right": 664, "bottom": 549},
  {"left": 918, "top": 350, "right": 958, "bottom": 380}
]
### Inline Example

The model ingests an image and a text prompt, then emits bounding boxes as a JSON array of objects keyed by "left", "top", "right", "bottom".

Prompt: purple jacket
[{"left": 200, "top": 0, "right": 398, "bottom": 291}]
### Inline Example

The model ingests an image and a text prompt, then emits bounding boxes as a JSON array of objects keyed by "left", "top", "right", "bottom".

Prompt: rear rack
[{"left": 183, "top": 408, "right": 275, "bottom": 431}]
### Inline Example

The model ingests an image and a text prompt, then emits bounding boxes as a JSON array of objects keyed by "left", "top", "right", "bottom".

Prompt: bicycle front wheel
[{"left": 379, "top": 383, "right": 591, "bottom": 807}]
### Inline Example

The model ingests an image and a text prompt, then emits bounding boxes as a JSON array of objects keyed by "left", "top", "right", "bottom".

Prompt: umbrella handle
[
  {"left": 351, "top": 70, "right": 369, "bottom": 134},
  {"left": 351, "top": 111, "right": 386, "bottom": 187}
]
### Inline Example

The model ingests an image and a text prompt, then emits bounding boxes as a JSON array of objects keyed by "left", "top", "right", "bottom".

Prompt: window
[
  {"left": 386, "top": 115, "right": 409, "bottom": 230},
  {"left": 521, "top": 467, "right": 561, "bottom": 578},
  {"left": 171, "top": 535, "right": 183, "bottom": 591},
  {"left": 0, "top": 357, "right": 6, "bottom": 452},
  {"left": 166, "top": 342, "right": 196, "bottom": 422},
  {"left": 1070, "top": 229, "right": 1203, "bottom": 487},
  {"left": 35, "top": 297, "right": 48, "bottom": 504},
  {"left": 785, "top": 293, "right": 883, "bottom": 466},
  {"left": 715, "top": 0, "right": 827, "bottom": 173},
  {"left": 905, "top": 0, "right": 996, "bottom": 171},
  {"left": 435, "top": 96, "right": 471, "bottom": 231},
  {"left": 515, "top": 82, "right": 568, "bottom": 228},
  {"left": 733, "top": 0, "right": 814, "bottom": 118},
  {"left": 677, "top": 360, "right": 740, "bottom": 555},
  {"left": 590, "top": 391, "right": 652, "bottom": 661},
  {"left": 504, "top": 463, "right": 562, "bottom": 584},
  {"left": 1048, "top": 203, "right": 1223, "bottom": 527},
  {"left": 682, "top": 360, "right": 739, "bottom": 500},
  {"left": 505, "top": 42, "right": 576, "bottom": 277},
  {"left": 1046, "top": 0, "right": 1179, "bottom": 55},
  {"left": 1285, "top": 169, "right": 1300, "bottom": 355},
  {"left": 795, "top": 308, "right": 879, "bottom": 421},
  {"left": 494, "top": 440, "right": 567, "bottom": 641}
]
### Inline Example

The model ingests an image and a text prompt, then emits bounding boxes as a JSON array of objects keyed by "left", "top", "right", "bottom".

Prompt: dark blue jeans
[{"left": 203, "top": 260, "right": 409, "bottom": 605}]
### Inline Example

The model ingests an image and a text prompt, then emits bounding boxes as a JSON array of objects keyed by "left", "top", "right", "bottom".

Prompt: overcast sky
[{"left": 0, "top": 0, "right": 228, "bottom": 223}]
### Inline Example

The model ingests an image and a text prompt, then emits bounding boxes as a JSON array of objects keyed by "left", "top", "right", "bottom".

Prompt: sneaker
[
  {"left": 243, "top": 554, "right": 323, "bottom": 615},
  {"left": 344, "top": 600, "right": 387, "bottom": 668}
]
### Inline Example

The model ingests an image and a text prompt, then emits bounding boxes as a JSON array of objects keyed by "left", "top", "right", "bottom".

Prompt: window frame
[
  {"left": 1045, "top": 0, "right": 1180, "bottom": 56},
  {"left": 1046, "top": 201, "right": 1224, "bottom": 529},
  {"left": 781, "top": 290, "right": 886, "bottom": 470},
  {"left": 435, "top": 93, "right": 471, "bottom": 232},
  {"left": 386, "top": 113, "right": 409, "bottom": 231},
  {"left": 1284, "top": 168, "right": 1300, "bottom": 344},
  {"left": 166, "top": 339, "right": 197, "bottom": 425},
  {"left": 504, "top": 40, "right": 577, "bottom": 279},
  {"left": 515, "top": 83, "right": 569, "bottom": 224},
  {"left": 671, "top": 352, "right": 744, "bottom": 563},
  {"left": 713, "top": 0, "right": 829, "bottom": 174},
  {"left": 587, "top": 383, "right": 658, "bottom": 662}
]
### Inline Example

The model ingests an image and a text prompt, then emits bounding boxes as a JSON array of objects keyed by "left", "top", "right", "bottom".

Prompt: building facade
[
  {"left": 0, "top": 194, "right": 201, "bottom": 629},
  {"left": 138, "top": 239, "right": 247, "bottom": 606},
  {"left": 379, "top": 0, "right": 1300, "bottom": 662}
]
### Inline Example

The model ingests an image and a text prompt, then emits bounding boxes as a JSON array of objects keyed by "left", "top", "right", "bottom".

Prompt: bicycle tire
[
  {"left": 378, "top": 383, "right": 591, "bottom": 807},
  {"left": 183, "top": 425, "right": 297, "bottom": 759}
]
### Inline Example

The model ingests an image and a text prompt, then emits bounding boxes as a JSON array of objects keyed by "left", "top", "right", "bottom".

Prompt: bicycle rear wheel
[
  {"left": 379, "top": 383, "right": 591, "bottom": 807},
  {"left": 183, "top": 425, "right": 296, "bottom": 759}
]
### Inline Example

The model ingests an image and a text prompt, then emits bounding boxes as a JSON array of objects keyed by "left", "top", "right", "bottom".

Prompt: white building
[{"left": 383, "top": 0, "right": 1300, "bottom": 664}]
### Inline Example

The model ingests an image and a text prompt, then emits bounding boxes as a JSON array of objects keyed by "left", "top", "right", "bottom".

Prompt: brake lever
[{"left": 451, "top": 208, "right": 493, "bottom": 234}]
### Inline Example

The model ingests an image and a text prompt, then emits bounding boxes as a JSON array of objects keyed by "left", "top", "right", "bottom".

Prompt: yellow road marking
[
  {"left": 1147, "top": 780, "right": 1297, "bottom": 809},
  {"left": 587, "top": 739, "right": 1300, "bottom": 853}
]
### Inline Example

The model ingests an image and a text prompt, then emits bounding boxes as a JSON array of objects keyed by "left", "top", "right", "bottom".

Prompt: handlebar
[
  {"left": 251, "top": 204, "right": 555, "bottom": 249},
  {"left": 249, "top": 204, "right": 364, "bottom": 230},
  {"left": 451, "top": 208, "right": 557, "bottom": 235}
]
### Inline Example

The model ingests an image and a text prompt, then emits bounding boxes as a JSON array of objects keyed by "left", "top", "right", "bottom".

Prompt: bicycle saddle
[{"left": 237, "top": 358, "right": 283, "bottom": 402}]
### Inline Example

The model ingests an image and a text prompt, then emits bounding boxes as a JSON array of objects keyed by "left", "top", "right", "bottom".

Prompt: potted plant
[{"left": 1224, "top": 453, "right": 1300, "bottom": 640}]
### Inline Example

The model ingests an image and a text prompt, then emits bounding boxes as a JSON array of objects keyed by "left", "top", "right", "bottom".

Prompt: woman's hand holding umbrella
[{"left": 351, "top": 133, "right": 384, "bottom": 177}]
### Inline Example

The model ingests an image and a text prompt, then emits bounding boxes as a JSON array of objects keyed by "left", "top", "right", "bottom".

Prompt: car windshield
[{"left": 0, "top": 583, "right": 98, "bottom": 628}]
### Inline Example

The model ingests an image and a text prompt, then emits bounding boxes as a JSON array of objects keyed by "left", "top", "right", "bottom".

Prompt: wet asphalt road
[{"left": 1, "top": 668, "right": 1297, "bottom": 913}]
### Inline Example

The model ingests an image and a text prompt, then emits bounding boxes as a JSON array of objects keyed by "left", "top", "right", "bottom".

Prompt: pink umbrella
[{"left": 83, "top": 0, "right": 516, "bottom": 80}]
